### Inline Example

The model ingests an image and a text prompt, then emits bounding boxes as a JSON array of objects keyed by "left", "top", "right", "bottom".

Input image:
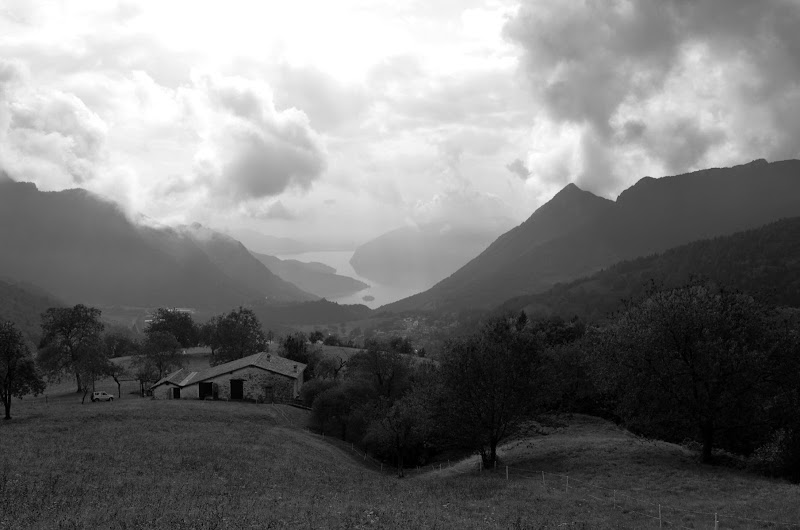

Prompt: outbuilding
[{"left": 150, "top": 352, "right": 305, "bottom": 403}]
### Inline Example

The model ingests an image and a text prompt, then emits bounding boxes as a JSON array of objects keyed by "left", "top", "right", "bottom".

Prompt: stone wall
[{"left": 153, "top": 366, "right": 301, "bottom": 402}]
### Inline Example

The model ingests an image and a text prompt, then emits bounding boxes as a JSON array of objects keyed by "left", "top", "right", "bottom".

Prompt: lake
[{"left": 276, "top": 250, "right": 423, "bottom": 309}]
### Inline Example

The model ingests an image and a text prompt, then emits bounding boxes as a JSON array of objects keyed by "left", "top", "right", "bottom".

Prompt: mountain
[
  {"left": 382, "top": 159, "right": 800, "bottom": 313},
  {"left": 350, "top": 221, "right": 514, "bottom": 290},
  {"left": 251, "top": 252, "right": 369, "bottom": 299},
  {"left": 0, "top": 179, "right": 314, "bottom": 309},
  {"left": 0, "top": 278, "right": 63, "bottom": 345},
  {"left": 177, "top": 224, "right": 317, "bottom": 303},
  {"left": 500, "top": 216, "right": 800, "bottom": 320}
]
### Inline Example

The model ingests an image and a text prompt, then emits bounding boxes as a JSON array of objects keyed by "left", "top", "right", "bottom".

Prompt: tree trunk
[
  {"left": 81, "top": 387, "right": 90, "bottom": 405},
  {"left": 113, "top": 376, "right": 121, "bottom": 398},
  {"left": 75, "top": 370, "right": 83, "bottom": 393},
  {"left": 701, "top": 422, "right": 714, "bottom": 464},
  {"left": 340, "top": 421, "right": 347, "bottom": 441},
  {"left": 395, "top": 435, "right": 405, "bottom": 478},
  {"left": 3, "top": 393, "right": 10, "bottom": 420}
]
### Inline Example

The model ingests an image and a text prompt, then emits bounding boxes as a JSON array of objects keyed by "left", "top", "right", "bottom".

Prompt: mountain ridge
[{"left": 380, "top": 159, "right": 800, "bottom": 313}]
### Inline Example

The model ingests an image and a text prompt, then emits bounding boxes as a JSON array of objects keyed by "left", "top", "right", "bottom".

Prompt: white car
[{"left": 91, "top": 391, "right": 114, "bottom": 402}]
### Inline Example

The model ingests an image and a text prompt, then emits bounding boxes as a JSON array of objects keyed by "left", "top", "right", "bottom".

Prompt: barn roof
[{"left": 151, "top": 352, "right": 305, "bottom": 390}]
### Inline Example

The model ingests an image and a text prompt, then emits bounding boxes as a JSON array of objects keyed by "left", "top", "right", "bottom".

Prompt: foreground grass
[{"left": 1, "top": 401, "right": 798, "bottom": 529}]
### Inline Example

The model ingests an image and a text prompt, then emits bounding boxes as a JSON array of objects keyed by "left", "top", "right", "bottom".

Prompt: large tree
[
  {"left": 1, "top": 322, "right": 46, "bottom": 420},
  {"left": 592, "top": 282, "right": 798, "bottom": 463},
  {"left": 135, "top": 331, "right": 183, "bottom": 382},
  {"left": 146, "top": 308, "right": 199, "bottom": 348},
  {"left": 103, "top": 330, "right": 139, "bottom": 398},
  {"left": 439, "top": 313, "right": 545, "bottom": 468},
  {"left": 207, "top": 308, "right": 267, "bottom": 366},
  {"left": 38, "top": 305, "right": 104, "bottom": 392}
]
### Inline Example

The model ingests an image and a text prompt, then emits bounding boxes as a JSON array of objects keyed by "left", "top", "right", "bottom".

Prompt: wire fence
[
  {"left": 489, "top": 463, "right": 800, "bottom": 529},
  {"left": 302, "top": 427, "right": 800, "bottom": 529}
]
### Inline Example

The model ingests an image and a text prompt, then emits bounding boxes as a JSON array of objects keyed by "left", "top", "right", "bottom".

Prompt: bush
[{"left": 750, "top": 428, "right": 800, "bottom": 481}]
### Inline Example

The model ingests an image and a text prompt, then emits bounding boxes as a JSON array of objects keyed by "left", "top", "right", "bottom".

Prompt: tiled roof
[{"left": 150, "top": 352, "right": 305, "bottom": 389}]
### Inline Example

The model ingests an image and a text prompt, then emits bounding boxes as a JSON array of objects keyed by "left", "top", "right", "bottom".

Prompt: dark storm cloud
[{"left": 505, "top": 0, "right": 800, "bottom": 188}]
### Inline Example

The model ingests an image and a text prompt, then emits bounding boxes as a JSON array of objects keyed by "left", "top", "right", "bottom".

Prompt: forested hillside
[{"left": 501, "top": 216, "right": 800, "bottom": 320}]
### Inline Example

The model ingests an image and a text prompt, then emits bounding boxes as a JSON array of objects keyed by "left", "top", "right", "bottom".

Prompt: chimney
[
  {"left": 267, "top": 353, "right": 271, "bottom": 361},
  {"left": 293, "top": 364, "right": 297, "bottom": 373}
]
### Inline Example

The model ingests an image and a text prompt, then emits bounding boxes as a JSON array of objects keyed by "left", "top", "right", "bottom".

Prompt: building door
[
  {"left": 172, "top": 387, "right": 181, "bottom": 399},
  {"left": 230, "top": 380, "right": 244, "bottom": 400},
  {"left": 199, "top": 382, "right": 213, "bottom": 400}
]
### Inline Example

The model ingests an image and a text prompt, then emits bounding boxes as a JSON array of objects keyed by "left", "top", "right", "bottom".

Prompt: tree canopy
[
  {"left": 38, "top": 304, "right": 104, "bottom": 392},
  {"left": 204, "top": 308, "right": 267, "bottom": 366},
  {"left": 591, "top": 282, "right": 800, "bottom": 463},
  {"left": 146, "top": 308, "right": 199, "bottom": 348},
  {"left": 1, "top": 321, "right": 45, "bottom": 419}
]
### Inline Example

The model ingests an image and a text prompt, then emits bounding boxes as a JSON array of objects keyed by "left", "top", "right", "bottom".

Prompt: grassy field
[{"left": 2, "top": 395, "right": 799, "bottom": 529}]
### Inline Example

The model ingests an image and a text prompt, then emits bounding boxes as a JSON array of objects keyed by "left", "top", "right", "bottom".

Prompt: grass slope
[{"left": 2, "top": 398, "right": 799, "bottom": 529}]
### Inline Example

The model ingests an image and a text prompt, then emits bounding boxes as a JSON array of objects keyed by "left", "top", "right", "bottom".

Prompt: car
[{"left": 91, "top": 391, "right": 114, "bottom": 402}]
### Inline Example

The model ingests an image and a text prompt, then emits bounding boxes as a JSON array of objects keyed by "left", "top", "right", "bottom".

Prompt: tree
[
  {"left": 135, "top": 331, "right": 183, "bottom": 382},
  {"left": 199, "top": 316, "right": 222, "bottom": 357},
  {"left": 439, "top": 313, "right": 545, "bottom": 468},
  {"left": 38, "top": 305, "right": 104, "bottom": 392},
  {"left": 592, "top": 282, "right": 796, "bottom": 463},
  {"left": 365, "top": 386, "right": 435, "bottom": 477},
  {"left": 348, "top": 345, "right": 412, "bottom": 400},
  {"left": 0, "top": 322, "right": 45, "bottom": 419},
  {"left": 103, "top": 330, "right": 138, "bottom": 398},
  {"left": 207, "top": 308, "right": 267, "bottom": 366},
  {"left": 146, "top": 308, "right": 199, "bottom": 348},
  {"left": 311, "top": 381, "right": 374, "bottom": 441},
  {"left": 280, "top": 332, "right": 308, "bottom": 361},
  {"left": 74, "top": 340, "right": 114, "bottom": 404},
  {"left": 309, "top": 330, "right": 325, "bottom": 343}
]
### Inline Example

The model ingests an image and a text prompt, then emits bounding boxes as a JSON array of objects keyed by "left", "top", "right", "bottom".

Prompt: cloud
[
  {"left": 248, "top": 200, "right": 297, "bottom": 221},
  {"left": 411, "top": 186, "right": 514, "bottom": 234},
  {"left": 191, "top": 75, "right": 327, "bottom": 204},
  {"left": 0, "top": 65, "right": 109, "bottom": 188},
  {"left": 506, "top": 158, "right": 531, "bottom": 180},
  {"left": 505, "top": 0, "right": 800, "bottom": 193}
]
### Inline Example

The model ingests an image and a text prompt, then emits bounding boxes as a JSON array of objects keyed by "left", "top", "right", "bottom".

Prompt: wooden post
[
  {"left": 566, "top": 476, "right": 569, "bottom": 493},
  {"left": 506, "top": 466, "right": 509, "bottom": 480},
  {"left": 715, "top": 513, "right": 718, "bottom": 530},
  {"left": 542, "top": 471, "right": 545, "bottom": 487},
  {"left": 380, "top": 463, "right": 383, "bottom": 472},
  {"left": 613, "top": 490, "right": 616, "bottom": 509},
  {"left": 479, "top": 460, "right": 482, "bottom": 473},
  {"left": 658, "top": 505, "right": 662, "bottom": 528}
]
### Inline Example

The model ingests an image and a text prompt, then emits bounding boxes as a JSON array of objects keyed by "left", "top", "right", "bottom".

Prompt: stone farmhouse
[{"left": 150, "top": 352, "right": 305, "bottom": 403}]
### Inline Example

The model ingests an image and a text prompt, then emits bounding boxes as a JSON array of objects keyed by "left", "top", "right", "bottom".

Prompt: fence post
[
  {"left": 715, "top": 513, "right": 718, "bottom": 530},
  {"left": 658, "top": 504, "right": 662, "bottom": 529},
  {"left": 613, "top": 490, "right": 616, "bottom": 509},
  {"left": 479, "top": 460, "right": 482, "bottom": 473},
  {"left": 565, "top": 476, "right": 569, "bottom": 493},
  {"left": 542, "top": 471, "right": 545, "bottom": 487},
  {"left": 506, "top": 466, "right": 509, "bottom": 480}
]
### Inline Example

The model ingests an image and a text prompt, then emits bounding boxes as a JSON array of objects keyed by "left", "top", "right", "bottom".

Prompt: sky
[{"left": 1, "top": 0, "right": 799, "bottom": 248}]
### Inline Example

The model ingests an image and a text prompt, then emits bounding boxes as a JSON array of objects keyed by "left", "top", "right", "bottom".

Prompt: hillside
[
  {"left": 350, "top": 221, "right": 513, "bottom": 290},
  {"left": 179, "top": 224, "right": 316, "bottom": 302},
  {"left": 251, "top": 299, "right": 372, "bottom": 330},
  {"left": 383, "top": 159, "right": 800, "bottom": 313},
  {"left": 0, "top": 278, "right": 63, "bottom": 345},
  {"left": 2, "top": 399, "right": 798, "bottom": 529},
  {"left": 252, "top": 251, "right": 369, "bottom": 299},
  {"left": 500, "top": 216, "right": 800, "bottom": 321},
  {"left": 0, "top": 179, "right": 313, "bottom": 309}
]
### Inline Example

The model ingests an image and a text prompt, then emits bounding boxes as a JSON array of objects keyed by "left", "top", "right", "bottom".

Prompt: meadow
[{"left": 2, "top": 390, "right": 799, "bottom": 529}]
